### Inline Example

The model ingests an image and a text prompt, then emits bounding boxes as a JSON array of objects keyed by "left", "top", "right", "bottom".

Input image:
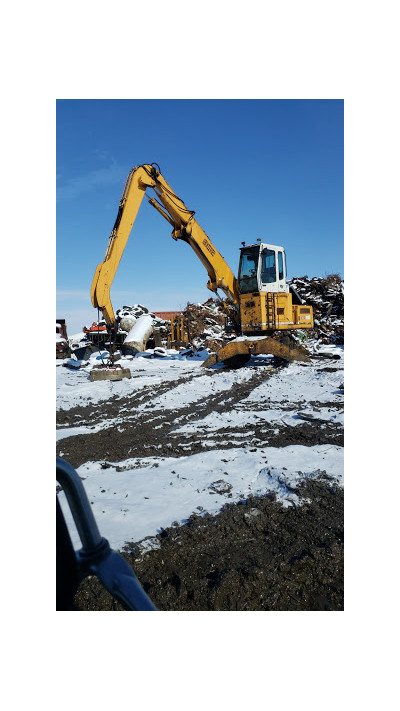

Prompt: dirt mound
[{"left": 74, "top": 478, "right": 343, "bottom": 611}]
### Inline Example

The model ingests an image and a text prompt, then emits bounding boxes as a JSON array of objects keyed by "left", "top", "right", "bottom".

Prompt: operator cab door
[{"left": 259, "top": 245, "right": 288, "bottom": 293}]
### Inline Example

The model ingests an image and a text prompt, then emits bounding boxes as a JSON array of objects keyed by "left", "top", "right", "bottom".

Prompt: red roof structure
[{"left": 153, "top": 311, "right": 183, "bottom": 320}]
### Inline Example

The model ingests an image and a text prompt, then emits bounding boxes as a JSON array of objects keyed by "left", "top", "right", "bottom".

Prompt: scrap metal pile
[
  {"left": 66, "top": 275, "right": 343, "bottom": 365},
  {"left": 289, "top": 274, "right": 344, "bottom": 344},
  {"left": 181, "top": 298, "right": 233, "bottom": 352},
  {"left": 116, "top": 304, "right": 158, "bottom": 332},
  {"left": 182, "top": 274, "right": 344, "bottom": 350}
]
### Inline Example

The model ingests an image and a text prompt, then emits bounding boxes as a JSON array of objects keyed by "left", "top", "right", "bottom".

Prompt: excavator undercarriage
[{"left": 203, "top": 334, "right": 310, "bottom": 368}]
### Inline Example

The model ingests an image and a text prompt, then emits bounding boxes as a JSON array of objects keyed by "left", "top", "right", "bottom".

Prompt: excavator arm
[{"left": 91, "top": 164, "right": 239, "bottom": 326}]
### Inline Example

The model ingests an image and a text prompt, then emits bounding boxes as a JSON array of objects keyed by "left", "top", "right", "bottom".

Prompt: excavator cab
[
  {"left": 237, "top": 241, "right": 313, "bottom": 335},
  {"left": 238, "top": 241, "right": 288, "bottom": 295}
]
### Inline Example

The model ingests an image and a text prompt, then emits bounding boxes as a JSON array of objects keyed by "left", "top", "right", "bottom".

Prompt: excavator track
[{"left": 202, "top": 337, "right": 310, "bottom": 368}]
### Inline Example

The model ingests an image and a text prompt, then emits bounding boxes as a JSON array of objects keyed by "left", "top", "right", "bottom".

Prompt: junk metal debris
[
  {"left": 56, "top": 319, "right": 70, "bottom": 359},
  {"left": 289, "top": 274, "right": 344, "bottom": 345},
  {"left": 180, "top": 275, "right": 343, "bottom": 352},
  {"left": 62, "top": 274, "right": 343, "bottom": 370}
]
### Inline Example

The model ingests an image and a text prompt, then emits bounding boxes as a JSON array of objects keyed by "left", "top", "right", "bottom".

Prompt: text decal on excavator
[{"left": 203, "top": 238, "right": 216, "bottom": 257}]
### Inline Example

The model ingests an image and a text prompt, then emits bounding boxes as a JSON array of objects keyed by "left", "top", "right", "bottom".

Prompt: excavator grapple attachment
[{"left": 202, "top": 337, "right": 311, "bottom": 368}]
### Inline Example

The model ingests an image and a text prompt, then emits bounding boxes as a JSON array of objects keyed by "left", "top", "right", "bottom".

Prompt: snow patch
[{"left": 57, "top": 444, "right": 343, "bottom": 552}]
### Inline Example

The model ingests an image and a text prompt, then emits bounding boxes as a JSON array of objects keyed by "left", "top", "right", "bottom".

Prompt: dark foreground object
[
  {"left": 75, "top": 477, "right": 343, "bottom": 611},
  {"left": 57, "top": 457, "right": 156, "bottom": 611}
]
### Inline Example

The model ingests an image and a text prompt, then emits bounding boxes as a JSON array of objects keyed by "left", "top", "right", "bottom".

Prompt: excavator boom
[{"left": 91, "top": 164, "right": 239, "bottom": 326}]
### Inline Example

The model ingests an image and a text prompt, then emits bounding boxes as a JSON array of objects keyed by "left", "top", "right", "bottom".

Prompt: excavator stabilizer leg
[{"left": 202, "top": 337, "right": 310, "bottom": 368}]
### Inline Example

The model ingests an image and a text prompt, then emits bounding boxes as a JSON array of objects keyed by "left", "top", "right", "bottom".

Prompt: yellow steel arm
[{"left": 91, "top": 164, "right": 239, "bottom": 325}]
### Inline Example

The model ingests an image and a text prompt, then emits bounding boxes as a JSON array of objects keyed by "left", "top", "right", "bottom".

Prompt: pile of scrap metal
[
  {"left": 56, "top": 319, "right": 70, "bottom": 359},
  {"left": 72, "top": 304, "right": 192, "bottom": 361},
  {"left": 181, "top": 276, "right": 343, "bottom": 353},
  {"left": 289, "top": 274, "right": 344, "bottom": 344},
  {"left": 181, "top": 298, "right": 234, "bottom": 353},
  {"left": 66, "top": 305, "right": 170, "bottom": 363},
  {"left": 62, "top": 306, "right": 190, "bottom": 378},
  {"left": 58, "top": 274, "right": 343, "bottom": 368},
  {"left": 71, "top": 306, "right": 157, "bottom": 357}
]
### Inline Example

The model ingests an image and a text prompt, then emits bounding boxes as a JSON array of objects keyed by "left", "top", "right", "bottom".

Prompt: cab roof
[{"left": 240, "top": 242, "right": 285, "bottom": 252}]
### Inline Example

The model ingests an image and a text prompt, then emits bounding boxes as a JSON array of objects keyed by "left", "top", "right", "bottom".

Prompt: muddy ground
[
  {"left": 75, "top": 478, "right": 343, "bottom": 611},
  {"left": 57, "top": 360, "right": 343, "bottom": 468},
  {"left": 57, "top": 356, "right": 344, "bottom": 611}
]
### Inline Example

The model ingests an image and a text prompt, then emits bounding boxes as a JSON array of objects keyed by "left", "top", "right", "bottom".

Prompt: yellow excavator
[{"left": 91, "top": 164, "right": 313, "bottom": 367}]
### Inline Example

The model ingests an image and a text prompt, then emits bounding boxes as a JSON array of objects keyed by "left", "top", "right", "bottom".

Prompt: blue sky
[{"left": 57, "top": 99, "right": 343, "bottom": 334}]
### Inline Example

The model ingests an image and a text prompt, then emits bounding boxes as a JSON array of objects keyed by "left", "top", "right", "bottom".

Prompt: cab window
[
  {"left": 238, "top": 247, "right": 259, "bottom": 293},
  {"left": 261, "top": 249, "right": 276, "bottom": 283},
  {"left": 278, "top": 251, "right": 284, "bottom": 280}
]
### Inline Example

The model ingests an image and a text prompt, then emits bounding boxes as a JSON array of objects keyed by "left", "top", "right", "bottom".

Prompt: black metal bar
[
  {"left": 56, "top": 498, "right": 81, "bottom": 610},
  {"left": 56, "top": 457, "right": 157, "bottom": 611},
  {"left": 57, "top": 457, "right": 102, "bottom": 550}
]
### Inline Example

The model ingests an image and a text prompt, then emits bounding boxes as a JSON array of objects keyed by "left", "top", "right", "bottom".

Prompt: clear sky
[{"left": 56, "top": 99, "right": 343, "bottom": 334}]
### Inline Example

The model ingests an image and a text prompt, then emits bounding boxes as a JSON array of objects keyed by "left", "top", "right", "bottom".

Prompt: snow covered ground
[
  {"left": 57, "top": 343, "right": 344, "bottom": 552},
  {"left": 56, "top": 348, "right": 210, "bottom": 412},
  {"left": 59, "top": 444, "right": 343, "bottom": 553}
]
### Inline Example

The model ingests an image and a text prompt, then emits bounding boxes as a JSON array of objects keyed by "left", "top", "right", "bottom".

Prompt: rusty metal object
[
  {"left": 56, "top": 319, "right": 70, "bottom": 358},
  {"left": 89, "top": 365, "right": 131, "bottom": 382},
  {"left": 168, "top": 315, "right": 189, "bottom": 349},
  {"left": 56, "top": 341, "right": 70, "bottom": 359}
]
